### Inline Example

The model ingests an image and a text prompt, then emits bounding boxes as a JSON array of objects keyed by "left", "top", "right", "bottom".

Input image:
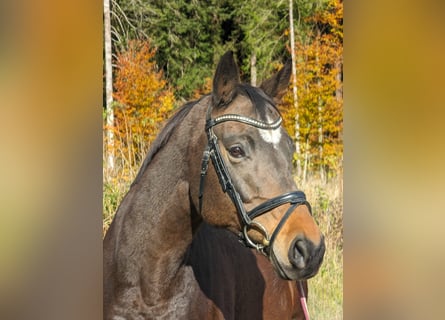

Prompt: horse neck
[{"left": 110, "top": 99, "right": 207, "bottom": 303}]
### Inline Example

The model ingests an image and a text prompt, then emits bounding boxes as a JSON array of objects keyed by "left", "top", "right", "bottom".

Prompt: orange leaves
[
  {"left": 114, "top": 41, "right": 167, "bottom": 109},
  {"left": 111, "top": 40, "right": 175, "bottom": 170},
  {"left": 279, "top": 0, "right": 343, "bottom": 178}
]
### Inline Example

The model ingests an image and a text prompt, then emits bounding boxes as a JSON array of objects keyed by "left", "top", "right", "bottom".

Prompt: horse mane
[{"left": 131, "top": 97, "right": 206, "bottom": 186}]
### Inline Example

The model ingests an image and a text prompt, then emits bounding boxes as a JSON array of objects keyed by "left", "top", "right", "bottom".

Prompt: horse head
[{"left": 198, "top": 51, "right": 325, "bottom": 280}]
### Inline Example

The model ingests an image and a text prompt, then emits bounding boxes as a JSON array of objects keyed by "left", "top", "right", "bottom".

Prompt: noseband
[{"left": 199, "top": 103, "right": 312, "bottom": 255}]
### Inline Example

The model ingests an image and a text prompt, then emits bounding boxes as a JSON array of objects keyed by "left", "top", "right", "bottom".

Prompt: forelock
[{"left": 236, "top": 84, "right": 278, "bottom": 120}]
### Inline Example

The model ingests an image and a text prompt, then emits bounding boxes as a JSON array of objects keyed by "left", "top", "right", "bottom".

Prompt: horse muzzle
[
  {"left": 269, "top": 235, "right": 326, "bottom": 280},
  {"left": 241, "top": 193, "right": 326, "bottom": 280}
]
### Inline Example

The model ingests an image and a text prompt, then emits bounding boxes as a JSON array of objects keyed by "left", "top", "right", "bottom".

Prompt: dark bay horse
[{"left": 104, "top": 51, "right": 325, "bottom": 319}]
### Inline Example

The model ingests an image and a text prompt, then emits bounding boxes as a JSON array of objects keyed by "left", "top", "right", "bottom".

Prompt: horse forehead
[
  {"left": 224, "top": 94, "right": 257, "bottom": 115},
  {"left": 258, "top": 115, "right": 282, "bottom": 148},
  {"left": 219, "top": 91, "right": 284, "bottom": 147}
]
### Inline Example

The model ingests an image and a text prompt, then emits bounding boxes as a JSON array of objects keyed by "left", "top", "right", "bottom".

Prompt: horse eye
[{"left": 228, "top": 146, "right": 245, "bottom": 158}]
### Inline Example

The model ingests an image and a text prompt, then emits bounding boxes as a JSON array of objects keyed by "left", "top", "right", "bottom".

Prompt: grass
[
  {"left": 308, "top": 245, "right": 343, "bottom": 319},
  {"left": 300, "top": 176, "right": 343, "bottom": 319},
  {"left": 103, "top": 164, "right": 138, "bottom": 235}
]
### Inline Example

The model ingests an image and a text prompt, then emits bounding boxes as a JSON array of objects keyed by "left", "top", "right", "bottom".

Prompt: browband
[{"left": 206, "top": 114, "right": 282, "bottom": 130}]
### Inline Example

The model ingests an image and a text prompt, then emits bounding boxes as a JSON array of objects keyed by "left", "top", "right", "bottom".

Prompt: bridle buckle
[{"left": 242, "top": 221, "right": 270, "bottom": 254}]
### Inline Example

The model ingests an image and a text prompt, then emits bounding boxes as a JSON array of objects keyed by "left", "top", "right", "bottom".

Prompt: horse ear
[
  {"left": 212, "top": 51, "right": 240, "bottom": 107},
  {"left": 260, "top": 59, "right": 292, "bottom": 103}
]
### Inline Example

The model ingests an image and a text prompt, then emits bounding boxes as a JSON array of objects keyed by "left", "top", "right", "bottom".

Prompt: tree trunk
[
  {"left": 336, "top": 57, "right": 343, "bottom": 152},
  {"left": 335, "top": 57, "right": 343, "bottom": 102},
  {"left": 315, "top": 27, "right": 325, "bottom": 183},
  {"left": 303, "top": 137, "right": 309, "bottom": 184},
  {"left": 104, "top": 0, "right": 114, "bottom": 170},
  {"left": 289, "top": 0, "right": 301, "bottom": 179},
  {"left": 250, "top": 52, "right": 257, "bottom": 86}
]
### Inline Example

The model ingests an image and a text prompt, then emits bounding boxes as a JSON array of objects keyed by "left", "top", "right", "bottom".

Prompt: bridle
[{"left": 198, "top": 102, "right": 312, "bottom": 258}]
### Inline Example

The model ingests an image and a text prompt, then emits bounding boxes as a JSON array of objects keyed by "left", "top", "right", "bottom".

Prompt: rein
[
  {"left": 198, "top": 104, "right": 311, "bottom": 256},
  {"left": 298, "top": 281, "right": 310, "bottom": 320}
]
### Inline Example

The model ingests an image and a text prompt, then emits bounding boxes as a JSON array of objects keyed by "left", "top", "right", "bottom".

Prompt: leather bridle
[{"left": 198, "top": 103, "right": 312, "bottom": 256}]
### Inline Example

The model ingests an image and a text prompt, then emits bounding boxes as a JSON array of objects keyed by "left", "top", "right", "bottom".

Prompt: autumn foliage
[
  {"left": 279, "top": 0, "right": 343, "bottom": 180},
  {"left": 111, "top": 40, "right": 175, "bottom": 170}
]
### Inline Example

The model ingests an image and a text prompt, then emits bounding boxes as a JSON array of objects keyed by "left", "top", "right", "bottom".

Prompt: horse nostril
[{"left": 289, "top": 239, "right": 309, "bottom": 269}]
